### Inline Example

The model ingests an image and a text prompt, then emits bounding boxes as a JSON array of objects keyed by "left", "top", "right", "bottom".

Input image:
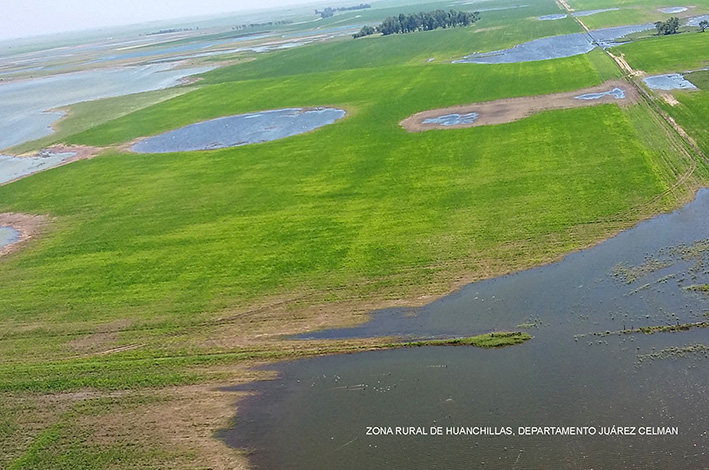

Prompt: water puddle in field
[
  {"left": 572, "top": 8, "right": 620, "bottom": 17},
  {"left": 0, "top": 227, "right": 20, "bottom": 249},
  {"left": 687, "top": 14, "right": 709, "bottom": 26},
  {"left": 222, "top": 189, "right": 709, "bottom": 469},
  {"left": 659, "top": 7, "right": 688, "bottom": 14},
  {"left": 454, "top": 23, "right": 654, "bottom": 63},
  {"left": 0, "top": 63, "right": 214, "bottom": 151},
  {"left": 538, "top": 14, "right": 567, "bottom": 20},
  {"left": 131, "top": 107, "right": 346, "bottom": 153},
  {"left": 0, "top": 151, "right": 76, "bottom": 185},
  {"left": 421, "top": 112, "right": 479, "bottom": 126},
  {"left": 575, "top": 87, "right": 625, "bottom": 100},
  {"left": 643, "top": 73, "right": 697, "bottom": 90}
]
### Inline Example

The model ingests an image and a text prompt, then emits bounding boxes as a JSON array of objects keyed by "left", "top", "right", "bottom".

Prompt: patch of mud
[
  {"left": 659, "top": 6, "right": 688, "bottom": 14},
  {"left": 539, "top": 14, "right": 568, "bottom": 20},
  {"left": 643, "top": 73, "right": 698, "bottom": 90},
  {"left": 401, "top": 80, "right": 638, "bottom": 132},
  {"left": 0, "top": 213, "right": 48, "bottom": 257},
  {"left": 131, "top": 107, "right": 347, "bottom": 153},
  {"left": 0, "top": 145, "right": 101, "bottom": 186}
]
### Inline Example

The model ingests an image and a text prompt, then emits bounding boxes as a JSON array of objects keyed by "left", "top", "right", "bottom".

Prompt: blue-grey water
[
  {"left": 539, "top": 14, "right": 567, "bottom": 21},
  {"left": 131, "top": 107, "right": 346, "bottom": 153},
  {"left": 575, "top": 87, "right": 625, "bottom": 100},
  {"left": 0, "top": 152, "right": 76, "bottom": 185},
  {"left": 659, "top": 7, "right": 688, "bottom": 14},
  {"left": 454, "top": 24, "right": 654, "bottom": 64},
  {"left": 221, "top": 189, "right": 709, "bottom": 469},
  {"left": 643, "top": 74, "right": 697, "bottom": 91},
  {"left": 687, "top": 14, "right": 709, "bottom": 26},
  {"left": 0, "top": 226, "right": 20, "bottom": 249},
  {"left": 422, "top": 113, "right": 479, "bottom": 126},
  {"left": 0, "top": 63, "right": 214, "bottom": 151}
]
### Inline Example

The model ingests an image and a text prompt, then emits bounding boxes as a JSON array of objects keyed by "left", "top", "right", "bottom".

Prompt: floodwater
[
  {"left": 454, "top": 24, "right": 654, "bottom": 64},
  {"left": 0, "top": 63, "right": 214, "bottom": 151},
  {"left": 538, "top": 14, "right": 567, "bottom": 20},
  {"left": 131, "top": 107, "right": 346, "bottom": 153},
  {"left": 659, "top": 7, "right": 688, "bottom": 14},
  {"left": 575, "top": 87, "right": 625, "bottom": 100},
  {"left": 222, "top": 189, "right": 709, "bottom": 469},
  {"left": 643, "top": 73, "right": 697, "bottom": 90},
  {"left": 422, "top": 112, "right": 479, "bottom": 126},
  {"left": 0, "top": 151, "right": 76, "bottom": 185},
  {"left": 687, "top": 14, "right": 709, "bottom": 26},
  {"left": 0, "top": 226, "right": 20, "bottom": 249}
]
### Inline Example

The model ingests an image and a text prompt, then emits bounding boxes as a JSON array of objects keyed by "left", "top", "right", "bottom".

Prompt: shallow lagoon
[
  {"left": 0, "top": 63, "right": 214, "bottom": 151},
  {"left": 131, "top": 108, "right": 346, "bottom": 153},
  {"left": 454, "top": 24, "right": 654, "bottom": 64},
  {"left": 224, "top": 189, "right": 709, "bottom": 469},
  {"left": 643, "top": 74, "right": 697, "bottom": 91},
  {"left": 659, "top": 7, "right": 688, "bottom": 14},
  {"left": 0, "top": 151, "right": 75, "bottom": 185}
]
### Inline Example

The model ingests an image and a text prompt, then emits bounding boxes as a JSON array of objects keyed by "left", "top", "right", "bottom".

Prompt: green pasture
[
  {"left": 611, "top": 30, "right": 709, "bottom": 73},
  {"left": 566, "top": 0, "right": 709, "bottom": 29}
]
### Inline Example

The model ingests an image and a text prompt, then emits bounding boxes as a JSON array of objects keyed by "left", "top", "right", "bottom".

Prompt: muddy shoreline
[{"left": 401, "top": 80, "right": 639, "bottom": 132}]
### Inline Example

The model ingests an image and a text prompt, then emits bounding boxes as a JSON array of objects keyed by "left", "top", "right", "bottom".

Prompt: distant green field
[
  {"left": 612, "top": 31, "right": 709, "bottom": 73},
  {"left": 567, "top": 0, "right": 709, "bottom": 29}
]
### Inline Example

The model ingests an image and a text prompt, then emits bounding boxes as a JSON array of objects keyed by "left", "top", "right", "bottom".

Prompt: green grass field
[{"left": 2, "top": 0, "right": 708, "bottom": 468}]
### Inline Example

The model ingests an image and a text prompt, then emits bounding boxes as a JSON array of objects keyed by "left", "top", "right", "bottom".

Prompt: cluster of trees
[
  {"left": 316, "top": 4, "right": 371, "bottom": 18},
  {"left": 655, "top": 16, "right": 680, "bottom": 35},
  {"left": 231, "top": 20, "right": 293, "bottom": 30},
  {"left": 354, "top": 9, "right": 480, "bottom": 38},
  {"left": 145, "top": 28, "right": 194, "bottom": 36},
  {"left": 699, "top": 19, "right": 709, "bottom": 32}
]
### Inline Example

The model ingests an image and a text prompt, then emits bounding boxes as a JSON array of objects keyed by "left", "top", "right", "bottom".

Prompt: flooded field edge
[
  {"left": 0, "top": 212, "right": 49, "bottom": 257},
  {"left": 217, "top": 186, "right": 709, "bottom": 470}
]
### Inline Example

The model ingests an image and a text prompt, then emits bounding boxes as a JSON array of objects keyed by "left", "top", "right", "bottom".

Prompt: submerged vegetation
[{"left": 354, "top": 9, "right": 480, "bottom": 38}]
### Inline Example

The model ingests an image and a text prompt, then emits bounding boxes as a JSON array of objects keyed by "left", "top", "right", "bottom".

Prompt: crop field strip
[{"left": 2, "top": 0, "right": 709, "bottom": 468}]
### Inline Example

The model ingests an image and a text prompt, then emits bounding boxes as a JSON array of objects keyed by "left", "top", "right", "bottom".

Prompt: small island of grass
[{"left": 398, "top": 331, "right": 532, "bottom": 349}]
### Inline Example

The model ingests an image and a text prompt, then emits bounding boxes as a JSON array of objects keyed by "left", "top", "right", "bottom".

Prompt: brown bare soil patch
[
  {"left": 0, "top": 212, "right": 49, "bottom": 257},
  {"left": 401, "top": 80, "right": 640, "bottom": 132}
]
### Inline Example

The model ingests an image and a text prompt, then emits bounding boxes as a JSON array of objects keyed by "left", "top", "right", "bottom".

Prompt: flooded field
[
  {"left": 131, "top": 107, "right": 347, "bottom": 153},
  {"left": 643, "top": 74, "right": 697, "bottom": 91},
  {"left": 0, "top": 227, "right": 20, "bottom": 249},
  {"left": 402, "top": 80, "right": 638, "bottom": 131},
  {"left": 131, "top": 108, "right": 346, "bottom": 153},
  {"left": 659, "top": 7, "right": 688, "bottom": 14},
  {"left": 538, "top": 14, "right": 567, "bottom": 20},
  {"left": 422, "top": 112, "right": 478, "bottom": 126},
  {"left": 222, "top": 189, "right": 709, "bottom": 470},
  {"left": 0, "top": 151, "right": 76, "bottom": 185},
  {"left": 454, "top": 24, "right": 654, "bottom": 64},
  {"left": 0, "top": 63, "right": 213, "bottom": 151}
]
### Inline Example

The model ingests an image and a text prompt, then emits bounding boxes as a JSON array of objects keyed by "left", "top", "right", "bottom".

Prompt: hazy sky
[{"left": 1, "top": 0, "right": 321, "bottom": 40}]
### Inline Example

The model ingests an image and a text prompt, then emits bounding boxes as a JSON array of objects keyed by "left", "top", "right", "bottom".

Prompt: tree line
[
  {"left": 316, "top": 4, "right": 371, "bottom": 19},
  {"left": 354, "top": 9, "right": 480, "bottom": 38}
]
